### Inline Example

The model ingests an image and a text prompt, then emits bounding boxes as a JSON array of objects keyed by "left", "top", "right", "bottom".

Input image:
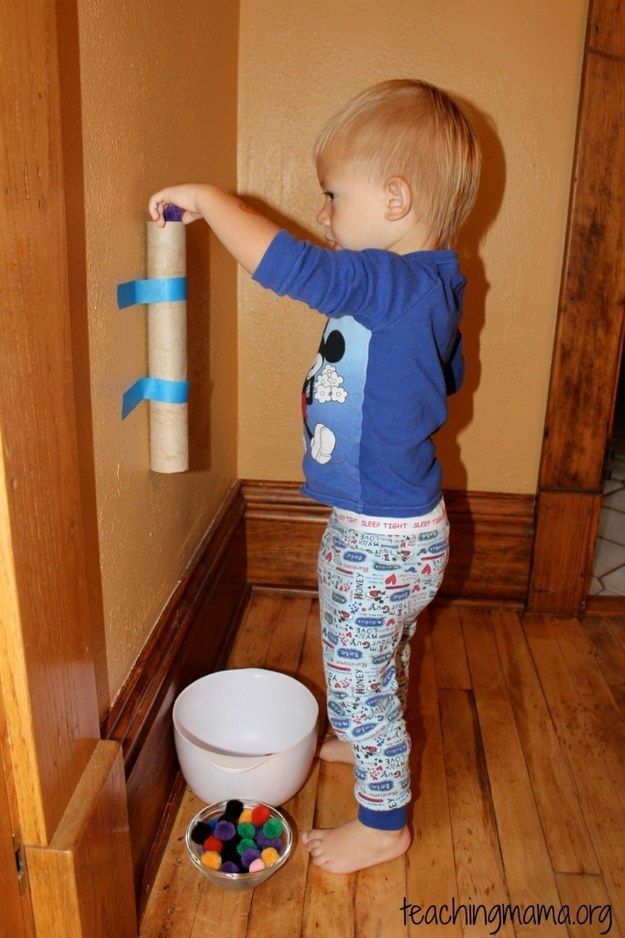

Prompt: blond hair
[{"left": 312, "top": 78, "right": 481, "bottom": 250}]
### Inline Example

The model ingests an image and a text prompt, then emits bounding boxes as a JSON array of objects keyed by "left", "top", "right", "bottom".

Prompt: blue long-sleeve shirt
[{"left": 252, "top": 228, "right": 466, "bottom": 517}]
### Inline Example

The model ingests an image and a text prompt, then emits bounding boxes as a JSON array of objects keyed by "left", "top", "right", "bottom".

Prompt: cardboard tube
[{"left": 146, "top": 221, "right": 188, "bottom": 472}]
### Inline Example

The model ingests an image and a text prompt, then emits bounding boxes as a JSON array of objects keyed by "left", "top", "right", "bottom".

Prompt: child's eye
[{"left": 322, "top": 190, "right": 335, "bottom": 200}]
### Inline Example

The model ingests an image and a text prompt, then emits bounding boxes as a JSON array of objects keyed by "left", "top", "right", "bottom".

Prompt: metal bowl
[{"left": 185, "top": 800, "right": 294, "bottom": 891}]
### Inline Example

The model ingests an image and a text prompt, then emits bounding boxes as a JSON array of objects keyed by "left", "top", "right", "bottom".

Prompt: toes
[
  {"left": 312, "top": 855, "right": 328, "bottom": 867},
  {"left": 309, "top": 845, "right": 325, "bottom": 858}
]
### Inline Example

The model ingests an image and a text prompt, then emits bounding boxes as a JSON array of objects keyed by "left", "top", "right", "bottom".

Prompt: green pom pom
[
  {"left": 237, "top": 822, "right": 256, "bottom": 839},
  {"left": 236, "top": 837, "right": 256, "bottom": 855},
  {"left": 263, "top": 817, "right": 284, "bottom": 838}
]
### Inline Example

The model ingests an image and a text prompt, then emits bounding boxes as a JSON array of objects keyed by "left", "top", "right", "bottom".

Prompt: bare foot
[
  {"left": 318, "top": 736, "right": 355, "bottom": 764},
  {"left": 301, "top": 818, "right": 411, "bottom": 874}
]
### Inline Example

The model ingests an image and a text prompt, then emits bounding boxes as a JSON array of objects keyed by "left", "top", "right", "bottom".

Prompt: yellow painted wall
[
  {"left": 77, "top": 0, "right": 239, "bottom": 714},
  {"left": 238, "top": 0, "right": 589, "bottom": 494},
  {"left": 77, "top": 1, "right": 589, "bottom": 716}
]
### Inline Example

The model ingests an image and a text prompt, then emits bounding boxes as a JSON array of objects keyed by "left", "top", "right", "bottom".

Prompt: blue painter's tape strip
[
  {"left": 117, "top": 276, "right": 186, "bottom": 309},
  {"left": 121, "top": 376, "right": 189, "bottom": 419}
]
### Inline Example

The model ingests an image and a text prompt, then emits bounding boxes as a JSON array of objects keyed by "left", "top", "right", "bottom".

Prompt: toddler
[{"left": 148, "top": 78, "right": 481, "bottom": 875}]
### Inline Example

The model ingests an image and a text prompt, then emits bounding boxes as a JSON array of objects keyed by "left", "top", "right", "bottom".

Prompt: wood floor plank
[
  {"left": 523, "top": 615, "right": 625, "bottom": 934},
  {"left": 405, "top": 626, "right": 462, "bottom": 935},
  {"left": 554, "top": 872, "right": 621, "bottom": 938},
  {"left": 262, "top": 593, "right": 311, "bottom": 678},
  {"left": 492, "top": 609, "right": 600, "bottom": 876},
  {"left": 460, "top": 608, "right": 563, "bottom": 936},
  {"left": 300, "top": 760, "right": 357, "bottom": 937},
  {"left": 439, "top": 687, "right": 515, "bottom": 937},
  {"left": 138, "top": 788, "right": 219, "bottom": 937},
  {"left": 355, "top": 857, "right": 408, "bottom": 938},
  {"left": 227, "top": 590, "right": 281, "bottom": 668},
  {"left": 246, "top": 599, "right": 323, "bottom": 936},
  {"left": 431, "top": 605, "right": 472, "bottom": 690},
  {"left": 582, "top": 618, "right": 625, "bottom": 715},
  {"left": 551, "top": 617, "right": 623, "bottom": 729}
]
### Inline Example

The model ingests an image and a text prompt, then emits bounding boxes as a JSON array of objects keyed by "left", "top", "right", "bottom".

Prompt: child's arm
[
  {"left": 148, "top": 183, "right": 280, "bottom": 274},
  {"left": 148, "top": 184, "right": 437, "bottom": 331}
]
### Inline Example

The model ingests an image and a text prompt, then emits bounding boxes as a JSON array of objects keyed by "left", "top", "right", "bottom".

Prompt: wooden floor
[{"left": 140, "top": 591, "right": 625, "bottom": 937}]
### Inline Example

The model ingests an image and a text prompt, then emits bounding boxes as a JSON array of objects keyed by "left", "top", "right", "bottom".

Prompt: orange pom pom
[
  {"left": 261, "top": 847, "right": 279, "bottom": 867},
  {"left": 200, "top": 850, "right": 222, "bottom": 870}
]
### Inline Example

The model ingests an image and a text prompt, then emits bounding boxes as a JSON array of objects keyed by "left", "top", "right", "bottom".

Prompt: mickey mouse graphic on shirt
[{"left": 301, "top": 325, "right": 348, "bottom": 463}]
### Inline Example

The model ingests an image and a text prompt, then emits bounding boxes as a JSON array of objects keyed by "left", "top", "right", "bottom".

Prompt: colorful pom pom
[
  {"left": 263, "top": 837, "right": 282, "bottom": 851},
  {"left": 261, "top": 847, "right": 279, "bottom": 867},
  {"left": 220, "top": 861, "right": 239, "bottom": 874},
  {"left": 200, "top": 850, "right": 221, "bottom": 870},
  {"left": 207, "top": 817, "right": 218, "bottom": 832},
  {"left": 241, "top": 847, "right": 261, "bottom": 868},
  {"left": 236, "top": 837, "right": 256, "bottom": 855},
  {"left": 190, "top": 821, "right": 212, "bottom": 844},
  {"left": 248, "top": 858, "right": 266, "bottom": 872},
  {"left": 214, "top": 820, "right": 236, "bottom": 841},
  {"left": 224, "top": 799, "right": 244, "bottom": 820},
  {"left": 238, "top": 808, "right": 254, "bottom": 824},
  {"left": 202, "top": 835, "right": 223, "bottom": 853},
  {"left": 251, "top": 804, "right": 271, "bottom": 825},
  {"left": 237, "top": 822, "right": 256, "bottom": 839},
  {"left": 263, "top": 817, "right": 284, "bottom": 838}
]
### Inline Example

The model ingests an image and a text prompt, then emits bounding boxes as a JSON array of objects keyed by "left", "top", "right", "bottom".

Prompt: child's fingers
[{"left": 148, "top": 192, "right": 168, "bottom": 221}]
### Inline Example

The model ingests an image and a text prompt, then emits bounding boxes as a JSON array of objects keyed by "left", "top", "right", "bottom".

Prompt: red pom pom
[
  {"left": 203, "top": 835, "right": 223, "bottom": 853},
  {"left": 251, "top": 805, "right": 271, "bottom": 825}
]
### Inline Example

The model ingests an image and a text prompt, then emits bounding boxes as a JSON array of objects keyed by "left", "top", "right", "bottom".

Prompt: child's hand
[{"left": 148, "top": 184, "right": 208, "bottom": 227}]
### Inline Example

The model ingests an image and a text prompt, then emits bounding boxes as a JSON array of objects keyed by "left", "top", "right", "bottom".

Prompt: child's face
[{"left": 316, "top": 163, "right": 392, "bottom": 252}]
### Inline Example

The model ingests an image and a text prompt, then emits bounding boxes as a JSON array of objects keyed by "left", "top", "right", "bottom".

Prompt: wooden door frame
[
  {"left": 526, "top": 0, "right": 625, "bottom": 617},
  {"left": 0, "top": 3, "right": 136, "bottom": 934}
]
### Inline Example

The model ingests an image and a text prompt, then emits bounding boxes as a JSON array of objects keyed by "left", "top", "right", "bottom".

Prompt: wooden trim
[
  {"left": 528, "top": 0, "right": 625, "bottom": 614},
  {"left": 101, "top": 480, "right": 248, "bottom": 908},
  {"left": 242, "top": 481, "right": 535, "bottom": 604},
  {"left": 527, "top": 491, "right": 602, "bottom": 615},
  {"left": 582, "top": 595, "right": 625, "bottom": 617},
  {"left": 25, "top": 742, "right": 136, "bottom": 938},
  {"left": 0, "top": 0, "right": 102, "bottom": 847}
]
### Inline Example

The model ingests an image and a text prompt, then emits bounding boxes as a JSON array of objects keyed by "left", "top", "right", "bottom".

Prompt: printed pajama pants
[{"left": 316, "top": 497, "right": 450, "bottom": 830}]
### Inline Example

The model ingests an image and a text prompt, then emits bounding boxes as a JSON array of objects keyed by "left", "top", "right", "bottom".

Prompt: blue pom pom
[{"left": 207, "top": 818, "right": 218, "bottom": 832}]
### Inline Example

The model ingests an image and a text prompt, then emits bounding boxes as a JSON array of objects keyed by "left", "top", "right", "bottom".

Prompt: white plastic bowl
[{"left": 172, "top": 668, "right": 319, "bottom": 805}]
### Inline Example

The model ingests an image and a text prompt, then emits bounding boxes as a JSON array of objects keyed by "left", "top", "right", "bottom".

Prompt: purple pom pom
[
  {"left": 254, "top": 830, "right": 269, "bottom": 849},
  {"left": 220, "top": 861, "right": 239, "bottom": 874},
  {"left": 163, "top": 204, "right": 184, "bottom": 222},
  {"left": 264, "top": 837, "right": 282, "bottom": 851},
  {"left": 214, "top": 820, "right": 236, "bottom": 841},
  {"left": 241, "top": 847, "right": 261, "bottom": 868}
]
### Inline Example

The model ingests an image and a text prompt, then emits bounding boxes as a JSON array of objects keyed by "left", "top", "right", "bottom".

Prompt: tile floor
[{"left": 590, "top": 429, "right": 625, "bottom": 595}]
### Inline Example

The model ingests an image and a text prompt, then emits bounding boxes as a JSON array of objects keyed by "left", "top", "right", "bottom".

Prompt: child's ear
[{"left": 384, "top": 176, "right": 412, "bottom": 221}]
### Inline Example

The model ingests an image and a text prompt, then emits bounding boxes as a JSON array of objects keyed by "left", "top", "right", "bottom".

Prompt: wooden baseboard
[
  {"left": 582, "top": 595, "right": 625, "bottom": 616},
  {"left": 242, "top": 481, "right": 536, "bottom": 604},
  {"left": 100, "top": 480, "right": 248, "bottom": 909}
]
